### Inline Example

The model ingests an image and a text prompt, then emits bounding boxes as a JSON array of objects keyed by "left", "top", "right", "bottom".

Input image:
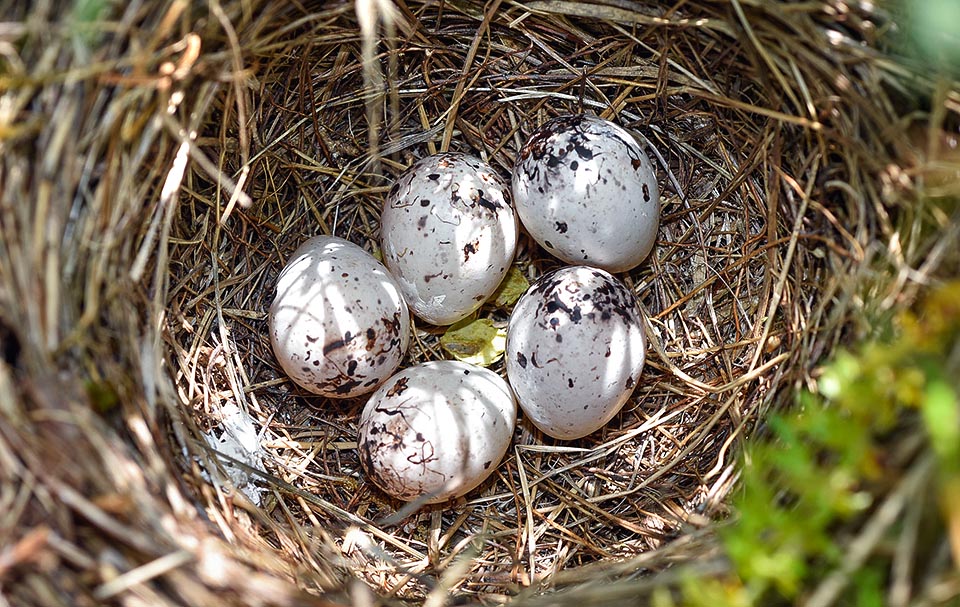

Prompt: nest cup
[{"left": 1, "top": 1, "right": 951, "bottom": 605}]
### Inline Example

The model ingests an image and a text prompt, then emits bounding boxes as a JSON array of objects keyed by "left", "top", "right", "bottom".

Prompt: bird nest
[{"left": 0, "top": 1, "right": 953, "bottom": 605}]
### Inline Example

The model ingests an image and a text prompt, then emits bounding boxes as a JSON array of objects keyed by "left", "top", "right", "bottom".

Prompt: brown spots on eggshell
[
  {"left": 386, "top": 376, "right": 409, "bottom": 397},
  {"left": 511, "top": 114, "right": 661, "bottom": 272},
  {"left": 380, "top": 152, "right": 518, "bottom": 325},
  {"left": 357, "top": 361, "right": 517, "bottom": 504},
  {"left": 505, "top": 265, "right": 647, "bottom": 440},
  {"left": 269, "top": 235, "right": 410, "bottom": 398}
]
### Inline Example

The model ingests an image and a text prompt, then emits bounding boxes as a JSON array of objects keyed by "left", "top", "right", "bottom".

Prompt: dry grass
[{"left": 0, "top": 0, "right": 956, "bottom": 605}]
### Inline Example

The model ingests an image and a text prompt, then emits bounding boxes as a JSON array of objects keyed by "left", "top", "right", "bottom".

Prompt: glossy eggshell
[
  {"left": 512, "top": 114, "right": 660, "bottom": 273},
  {"left": 357, "top": 361, "right": 517, "bottom": 503},
  {"left": 381, "top": 152, "right": 518, "bottom": 326},
  {"left": 505, "top": 266, "right": 646, "bottom": 440},
  {"left": 269, "top": 235, "right": 410, "bottom": 398}
]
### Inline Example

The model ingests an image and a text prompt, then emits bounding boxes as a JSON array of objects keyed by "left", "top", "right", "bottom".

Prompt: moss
[{"left": 700, "top": 280, "right": 960, "bottom": 604}]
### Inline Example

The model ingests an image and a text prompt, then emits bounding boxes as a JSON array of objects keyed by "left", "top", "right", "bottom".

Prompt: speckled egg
[
  {"left": 381, "top": 152, "right": 518, "bottom": 326},
  {"left": 505, "top": 266, "right": 647, "bottom": 440},
  {"left": 357, "top": 360, "right": 517, "bottom": 503},
  {"left": 269, "top": 235, "right": 410, "bottom": 398},
  {"left": 512, "top": 114, "right": 660, "bottom": 273}
]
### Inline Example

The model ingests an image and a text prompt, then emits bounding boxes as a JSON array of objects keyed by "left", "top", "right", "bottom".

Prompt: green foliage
[
  {"left": 85, "top": 378, "right": 120, "bottom": 413},
  {"left": 70, "top": 0, "right": 110, "bottom": 47},
  {"left": 901, "top": 0, "right": 960, "bottom": 75},
  {"left": 695, "top": 281, "right": 960, "bottom": 605}
]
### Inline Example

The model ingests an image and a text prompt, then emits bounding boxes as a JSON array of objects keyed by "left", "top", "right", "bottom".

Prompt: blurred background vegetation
[{"left": 676, "top": 1, "right": 960, "bottom": 603}]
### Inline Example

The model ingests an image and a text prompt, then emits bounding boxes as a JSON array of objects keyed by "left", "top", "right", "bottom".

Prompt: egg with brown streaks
[
  {"left": 269, "top": 235, "right": 410, "bottom": 398},
  {"left": 512, "top": 114, "right": 660, "bottom": 273},
  {"left": 357, "top": 361, "right": 517, "bottom": 503},
  {"left": 505, "top": 266, "right": 647, "bottom": 440},
  {"left": 381, "top": 152, "right": 518, "bottom": 326}
]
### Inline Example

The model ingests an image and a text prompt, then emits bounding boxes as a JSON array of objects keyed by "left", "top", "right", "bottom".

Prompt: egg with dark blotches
[
  {"left": 380, "top": 152, "right": 518, "bottom": 326},
  {"left": 512, "top": 114, "right": 660, "bottom": 273},
  {"left": 505, "top": 266, "right": 647, "bottom": 440},
  {"left": 357, "top": 360, "right": 517, "bottom": 503},
  {"left": 269, "top": 235, "right": 410, "bottom": 398}
]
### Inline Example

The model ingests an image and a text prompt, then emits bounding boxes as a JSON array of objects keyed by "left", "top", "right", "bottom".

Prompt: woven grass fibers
[{"left": 0, "top": 1, "right": 956, "bottom": 605}]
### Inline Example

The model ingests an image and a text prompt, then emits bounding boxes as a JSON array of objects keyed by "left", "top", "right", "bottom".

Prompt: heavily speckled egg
[
  {"left": 505, "top": 266, "right": 647, "bottom": 440},
  {"left": 358, "top": 360, "right": 517, "bottom": 503},
  {"left": 381, "top": 152, "right": 518, "bottom": 326},
  {"left": 269, "top": 235, "right": 410, "bottom": 398},
  {"left": 512, "top": 114, "right": 660, "bottom": 273}
]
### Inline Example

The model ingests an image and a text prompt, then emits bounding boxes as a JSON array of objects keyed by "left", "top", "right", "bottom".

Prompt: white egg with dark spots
[
  {"left": 512, "top": 114, "right": 660, "bottom": 273},
  {"left": 381, "top": 152, "right": 518, "bottom": 326},
  {"left": 358, "top": 360, "right": 517, "bottom": 503},
  {"left": 505, "top": 266, "right": 647, "bottom": 440},
  {"left": 269, "top": 235, "right": 410, "bottom": 398}
]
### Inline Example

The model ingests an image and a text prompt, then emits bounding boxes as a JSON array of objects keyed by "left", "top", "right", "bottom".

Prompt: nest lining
[
  {"left": 1, "top": 0, "right": 952, "bottom": 605},
  {"left": 169, "top": 1, "right": 842, "bottom": 599}
]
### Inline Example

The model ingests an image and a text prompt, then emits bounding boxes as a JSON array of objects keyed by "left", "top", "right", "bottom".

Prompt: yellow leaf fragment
[{"left": 440, "top": 317, "right": 507, "bottom": 367}]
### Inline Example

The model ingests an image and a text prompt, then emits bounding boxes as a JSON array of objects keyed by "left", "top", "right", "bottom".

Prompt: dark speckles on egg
[
  {"left": 555, "top": 221, "right": 568, "bottom": 234},
  {"left": 357, "top": 361, "right": 517, "bottom": 503},
  {"left": 386, "top": 376, "right": 409, "bottom": 397},
  {"left": 463, "top": 241, "right": 478, "bottom": 261},
  {"left": 477, "top": 194, "right": 498, "bottom": 211},
  {"left": 505, "top": 265, "right": 647, "bottom": 439},
  {"left": 511, "top": 114, "right": 660, "bottom": 272},
  {"left": 380, "top": 152, "right": 518, "bottom": 325},
  {"left": 270, "top": 235, "right": 410, "bottom": 398}
]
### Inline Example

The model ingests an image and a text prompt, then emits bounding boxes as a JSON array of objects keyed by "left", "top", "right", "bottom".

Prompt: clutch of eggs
[
  {"left": 357, "top": 360, "right": 517, "bottom": 503},
  {"left": 512, "top": 114, "right": 660, "bottom": 273},
  {"left": 269, "top": 235, "right": 410, "bottom": 398},
  {"left": 380, "top": 152, "right": 518, "bottom": 326},
  {"left": 505, "top": 266, "right": 647, "bottom": 440}
]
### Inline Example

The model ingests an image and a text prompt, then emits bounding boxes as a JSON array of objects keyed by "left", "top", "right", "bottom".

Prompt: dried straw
[{"left": 0, "top": 0, "right": 956, "bottom": 605}]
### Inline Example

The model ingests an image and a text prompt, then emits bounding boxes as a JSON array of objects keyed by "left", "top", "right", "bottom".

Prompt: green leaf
[
  {"left": 906, "top": 0, "right": 960, "bottom": 74},
  {"left": 85, "top": 379, "right": 119, "bottom": 414},
  {"left": 922, "top": 375, "right": 960, "bottom": 468},
  {"left": 440, "top": 316, "right": 507, "bottom": 367},
  {"left": 490, "top": 265, "right": 530, "bottom": 309},
  {"left": 71, "top": 0, "right": 109, "bottom": 46}
]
